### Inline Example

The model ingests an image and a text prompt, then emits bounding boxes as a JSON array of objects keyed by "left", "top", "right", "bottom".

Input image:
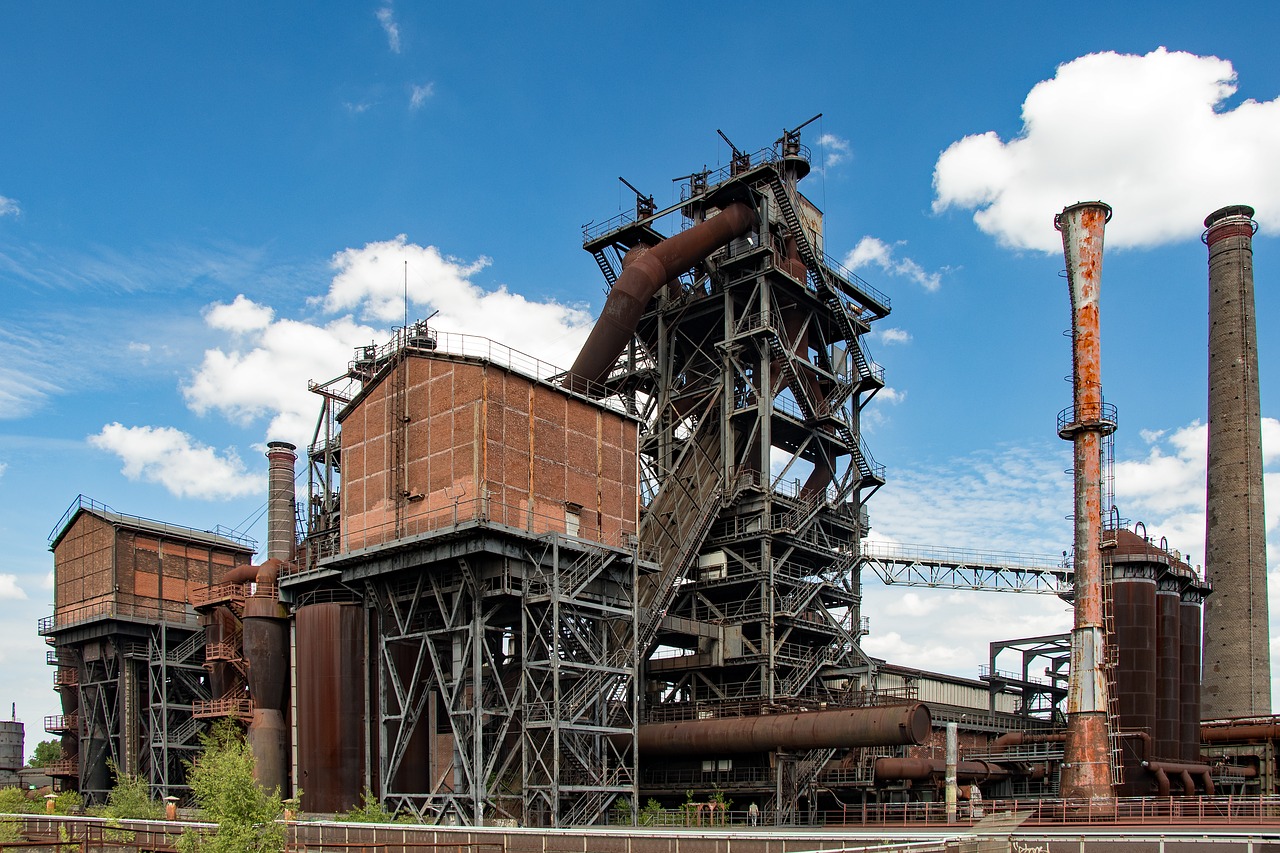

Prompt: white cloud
[
  {"left": 0, "top": 574, "right": 24, "bottom": 600},
  {"left": 88, "top": 423, "right": 264, "bottom": 499},
  {"left": 816, "top": 133, "right": 851, "bottom": 170},
  {"left": 876, "top": 327, "right": 911, "bottom": 346},
  {"left": 183, "top": 308, "right": 382, "bottom": 447},
  {"left": 183, "top": 236, "right": 595, "bottom": 449},
  {"left": 861, "top": 441, "right": 1078, "bottom": 681},
  {"left": 376, "top": 6, "right": 401, "bottom": 53},
  {"left": 877, "top": 387, "right": 906, "bottom": 405},
  {"left": 205, "top": 293, "right": 275, "bottom": 334},
  {"left": 844, "top": 236, "right": 942, "bottom": 292},
  {"left": 344, "top": 101, "right": 373, "bottom": 115},
  {"left": 321, "top": 235, "right": 594, "bottom": 367},
  {"left": 410, "top": 83, "right": 434, "bottom": 110},
  {"left": 0, "top": 196, "right": 18, "bottom": 217},
  {"left": 1114, "top": 417, "right": 1280, "bottom": 567},
  {"left": 933, "top": 47, "right": 1280, "bottom": 252},
  {"left": 0, "top": 369, "right": 58, "bottom": 420},
  {"left": 0, "top": 462, "right": 6, "bottom": 477}
]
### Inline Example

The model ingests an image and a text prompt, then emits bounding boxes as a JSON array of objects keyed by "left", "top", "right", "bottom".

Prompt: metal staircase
[
  {"left": 592, "top": 249, "right": 618, "bottom": 287},
  {"left": 636, "top": 405, "right": 725, "bottom": 653}
]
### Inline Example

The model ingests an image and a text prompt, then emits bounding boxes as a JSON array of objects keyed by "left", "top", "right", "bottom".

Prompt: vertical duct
[
  {"left": 266, "top": 441, "right": 297, "bottom": 562},
  {"left": 1202, "top": 204, "right": 1270, "bottom": 719},
  {"left": 1179, "top": 579, "right": 1207, "bottom": 761},
  {"left": 1055, "top": 201, "right": 1116, "bottom": 803},
  {"left": 1154, "top": 570, "right": 1182, "bottom": 758}
]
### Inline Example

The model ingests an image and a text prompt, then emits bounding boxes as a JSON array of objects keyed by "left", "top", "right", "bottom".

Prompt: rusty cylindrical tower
[
  {"left": 1202, "top": 204, "right": 1270, "bottom": 719},
  {"left": 1055, "top": 201, "right": 1117, "bottom": 802}
]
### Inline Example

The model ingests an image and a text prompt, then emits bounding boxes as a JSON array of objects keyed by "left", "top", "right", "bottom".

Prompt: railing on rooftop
[
  {"left": 47, "top": 494, "right": 258, "bottom": 550},
  {"left": 345, "top": 326, "right": 630, "bottom": 417},
  {"left": 38, "top": 599, "right": 200, "bottom": 635},
  {"left": 290, "top": 492, "right": 647, "bottom": 574}
]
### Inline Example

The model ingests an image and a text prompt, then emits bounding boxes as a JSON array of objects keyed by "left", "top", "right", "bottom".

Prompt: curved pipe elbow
[{"left": 567, "top": 201, "right": 757, "bottom": 395}]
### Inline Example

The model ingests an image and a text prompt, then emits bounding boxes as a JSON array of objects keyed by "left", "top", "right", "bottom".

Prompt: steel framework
[{"left": 581, "top": 130, "right": 889, "bottom": 822}]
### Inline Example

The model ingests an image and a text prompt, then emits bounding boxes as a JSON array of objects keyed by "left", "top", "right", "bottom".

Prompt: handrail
[{"left": 47, "top": 493, "right": 257, "bottom": 550}]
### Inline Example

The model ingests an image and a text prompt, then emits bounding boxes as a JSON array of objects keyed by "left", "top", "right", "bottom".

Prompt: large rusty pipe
[
  {"left": 567, "top": 201, "right": 758, "bottom": 395},
  {"left": 1055, "top": 201, "right": 1115, "bottom": 803},
  {"left": 634, "top": 703, "right": 929, "bottom": 756},
  {"left": 1202, "top": 723, "right": 1280, "bottom": 742},
  {"left": 874, "top": 757, "right": 1028, "bottom": 784}
]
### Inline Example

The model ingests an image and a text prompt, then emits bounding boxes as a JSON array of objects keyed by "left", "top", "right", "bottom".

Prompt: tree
[
  {"left": 177, "top": 720, "right": 285, "bottom": 853},
  {"left": 27, "top": 740, "right": 61, "bottom": 768}
]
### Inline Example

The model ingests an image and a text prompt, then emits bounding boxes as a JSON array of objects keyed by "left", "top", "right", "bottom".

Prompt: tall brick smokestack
[
  {"left": 266, "top": 441, "right": 297, "bottom": 562},
  {"left": 1202, "top": 204, "right": 1270, "bottom": 719}
]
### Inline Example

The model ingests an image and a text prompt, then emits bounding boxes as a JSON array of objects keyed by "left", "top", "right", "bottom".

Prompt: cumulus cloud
[
  {"left": 89, "top": 423, "right": 264, "bottom": 499},
  {"left": 376, "top": 6, "right": 401, "bottom": 53},
  {"left": 0, "top": 575, "right": 26, "bottom": 600},
  {"left": 876, "top": 327, "right": 911, "bottom": 346},
  {"left": 205, "top": 293, "right": 275, "bottom": 334},
  {"left": 410, "top": 83, "right": 434, "bottom": 110},
  {"left": 321, "top": 235, "right": 594, "bottom": 365},
  {"left": 933, "top": 47, "right": 1280, "bottom": 252},
  {"left": 876, "top": 387, "right": 906, "bottom": 406},
  {"left": 861, "top": 441, "right": 1078, "bottom": 680},
  {"left": 0, "top": 196, "right": 18, "bottom": 217},
  {"left": 183, "top": 236, "right": 595, "bottom": 449},
  {"left": 844, "top": 236, "right": 942, "bottom": 292},
  {"left": 183, "top": 306, "right": 382, "bottom": 447},
  {"left": 817, "top": 133, "right": 851, "bottom": 170}
]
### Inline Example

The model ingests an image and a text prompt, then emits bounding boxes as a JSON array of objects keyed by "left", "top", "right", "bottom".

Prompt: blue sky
[{"left": 2, "top": 3, "right": 1279, "bottom": 752}]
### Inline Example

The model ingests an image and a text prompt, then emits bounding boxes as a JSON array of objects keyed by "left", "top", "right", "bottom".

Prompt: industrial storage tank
[
  {"left": 0, "top": 718, "right": 23, "bottom": 788},
  {"left": 296, "top": 601, "right": 366, "bottom": 814}
]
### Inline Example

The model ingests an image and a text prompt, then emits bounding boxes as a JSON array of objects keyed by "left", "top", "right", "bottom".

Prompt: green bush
[
  {"left": 0, "top": 786, "right": 33, "bottom": 815},
  {"left": 342, "top": 788, "right": 408, "bottom": 823},
  {"left": 176, "top": 720, "right": 286, "bottom": 853},
  {"left": 95, "top": 762, "right": 164, "bottom": 820}
]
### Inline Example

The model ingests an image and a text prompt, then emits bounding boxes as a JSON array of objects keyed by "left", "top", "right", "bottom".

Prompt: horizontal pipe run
[{"left": 634, "top": 703, "right": 930, "bottom": 756}]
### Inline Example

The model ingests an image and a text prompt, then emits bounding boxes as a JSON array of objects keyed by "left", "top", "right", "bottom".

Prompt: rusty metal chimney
[
  {"left": 1055, "top": 201, "right": 1117, "bottom": 803},
  {"left": 266, "top": 441, "right": 297, "bottom": 562},
  {"left": 1202, "top": 204, "right": 1270, "bottom": 719}
]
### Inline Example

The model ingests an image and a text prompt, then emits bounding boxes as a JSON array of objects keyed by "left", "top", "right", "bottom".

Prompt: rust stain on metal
[
  {"left": 1055, "top": 201, "right": 1115, "bottom": 803},
  {"left": 633, "top": 703, "right": 930, "bottom": 755}
]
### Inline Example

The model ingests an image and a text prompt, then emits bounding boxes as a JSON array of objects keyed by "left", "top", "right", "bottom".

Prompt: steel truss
[
  {"left": 365, "top": 531, "right": 636, "bottom": 827},
  {"left": 63, "top": 622, "right": 208, "bottom": 805},
  {"left": 142, "top": 625, "right": 209, "bottom": 800},
  {"left": 583, "top": 139, "right": 889, "bottom": 823}
]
